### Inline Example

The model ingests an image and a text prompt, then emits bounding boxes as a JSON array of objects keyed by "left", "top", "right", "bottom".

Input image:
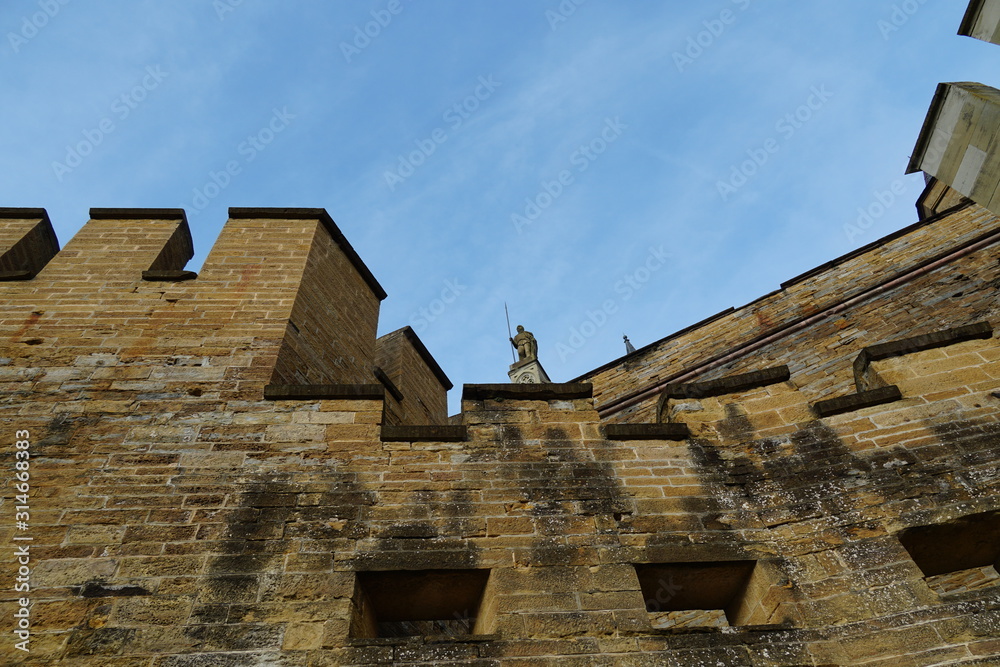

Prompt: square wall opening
[
  {"left": 350, "top": 569, "right": 492, "bottom": 638},
  {"left": 634, "top": 560, "right": 793, "bottom": 629},
  {"left": 899, "top": 511, "right": 1000, "bottom": 596}
]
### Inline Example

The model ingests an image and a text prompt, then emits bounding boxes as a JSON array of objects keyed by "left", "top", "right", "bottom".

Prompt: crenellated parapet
[{"left": 0, "top": 207, "right": 407, "bottom": 400}]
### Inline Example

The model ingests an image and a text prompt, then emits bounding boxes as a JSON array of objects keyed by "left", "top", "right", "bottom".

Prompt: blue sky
[{"left": 2, "top": 0, "right": 998, "bottom": 414}]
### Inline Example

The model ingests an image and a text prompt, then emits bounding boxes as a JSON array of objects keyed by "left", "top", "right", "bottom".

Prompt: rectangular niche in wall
[
  {"left": 350, "top": 569, "right": 493, "bottom": 638},
  {"left": 898, "top": 511, "right": 1000, "bottom": 597},
  {"left": 634, "top": 560, "right": 792, "bottom": 629}
]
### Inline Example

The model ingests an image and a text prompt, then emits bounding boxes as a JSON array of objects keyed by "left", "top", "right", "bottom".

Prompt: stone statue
[{"left": 510, "top": 325, "right": 538, "bottom": 361}]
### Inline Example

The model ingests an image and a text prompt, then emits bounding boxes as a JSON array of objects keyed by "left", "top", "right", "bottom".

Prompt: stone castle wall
[{"left": 1, "top": 201, "right": 999, "bottom": 665}]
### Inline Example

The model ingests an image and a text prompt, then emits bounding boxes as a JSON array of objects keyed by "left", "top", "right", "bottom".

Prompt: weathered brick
[{"left": 4, "top": 191, "right": 1000, "bottom": 666}]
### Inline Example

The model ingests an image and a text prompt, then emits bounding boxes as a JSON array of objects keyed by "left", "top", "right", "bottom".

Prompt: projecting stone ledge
[
  {"left": 462, "top": 383, "right": 593, "bottom": 401},
  {"left": 812, "top": 385, "right": 903, "bottom": 418},
  {"left": 380, "top": 425, "right": 468, "bottom": 442},
  {"left": 662, "top": 366, "right": 791, "bottom": 400},
  {"left": 853, "top": 321, "right": 993, "bottom": 390},
  {"left": 603, "top": 423, "right": 690, "bottom": 441},
  {"left": 141, "top": 270, "right": 198, "bottom": 281},
  {"left": 263, "top": 384, "right": 385, "bottom": 400}
]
